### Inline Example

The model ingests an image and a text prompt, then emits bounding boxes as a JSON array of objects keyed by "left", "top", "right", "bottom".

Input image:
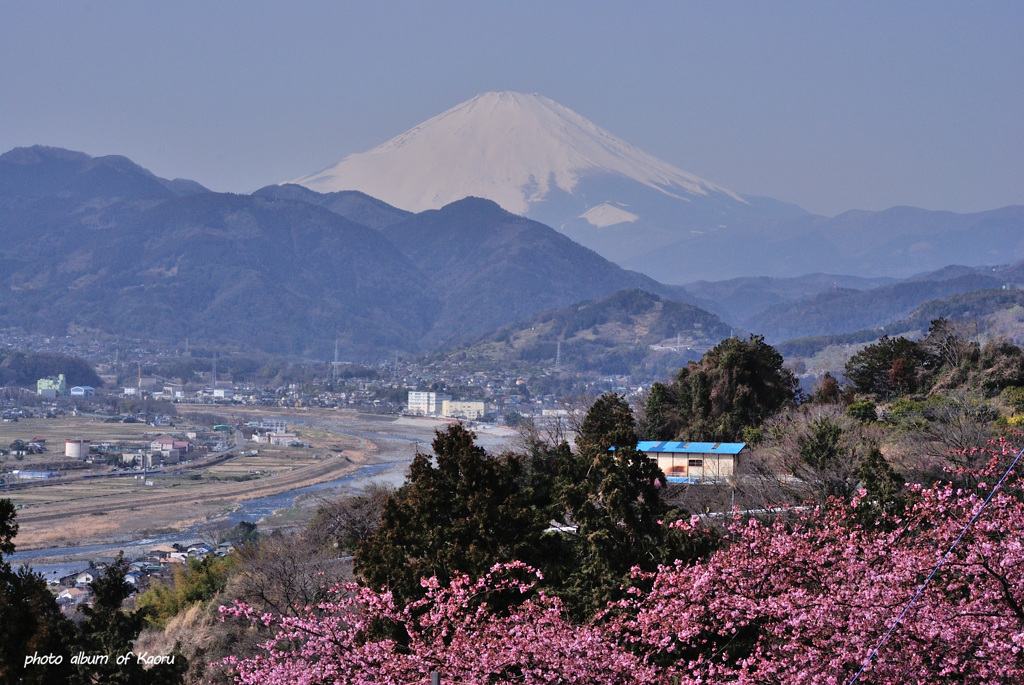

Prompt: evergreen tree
[
  {"left": 551, "top": 394, "right": 716, "bottom": 619},
  {"left": 0, "top": 499, "right": 77, "bottom": 685},
  {"left": 355, "top": 424, "right": 548, "bottom": 606},
  {"left": 844, "top": 335, "right": 934, "bottom": 398},
  {"left": 644, "top": 335, "right": 797, "bottom": 442},
  {"left": 795, "top": 416, "right": 860, "bottom": 500},
  {"left": 811, "top": 372, "right": 842, "bottom": 404},
  {"left": 856, "top": 443, "right": 906, "bottom": 524}
]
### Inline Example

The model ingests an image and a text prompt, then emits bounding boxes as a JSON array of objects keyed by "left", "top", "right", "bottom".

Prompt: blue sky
[{"left": 1, "top": 1, "right": 1021, "bottom": 216}]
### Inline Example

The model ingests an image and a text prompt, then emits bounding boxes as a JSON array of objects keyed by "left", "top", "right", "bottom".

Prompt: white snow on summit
[
  {"left": 580, "top": 203, "right": 640, "bottom": 228},
  {"left": 291, "top": 91, "right": 744, "bottom": 214}
]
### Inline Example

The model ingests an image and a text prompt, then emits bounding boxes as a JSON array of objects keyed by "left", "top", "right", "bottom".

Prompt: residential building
[
  {"left": 441, "top": 399, "right": 487, "bottom": 420},
  {"left": 149, "top": 437, "right": 190, "bottom": 454},
  {"left": 57, "top": 587, "right": 90, "bottom": 607},
  {"left": 408, "top": 391, "right": 450, "bottom": 415},
  {"left": 636, "top": 441, "right": 746, "bottom": 483},
  {"left": 37, "top": 374, "right": 68, "bottom": 397}
]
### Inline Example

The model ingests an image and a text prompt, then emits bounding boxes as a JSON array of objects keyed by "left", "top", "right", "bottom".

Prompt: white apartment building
[{"left": 407, "top": 391, "right": 450, "bottom": 416}]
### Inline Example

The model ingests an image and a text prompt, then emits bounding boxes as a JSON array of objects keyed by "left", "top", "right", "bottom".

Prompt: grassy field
[{"left": 0, "top": 413, "right": 368, "bottom": 550}]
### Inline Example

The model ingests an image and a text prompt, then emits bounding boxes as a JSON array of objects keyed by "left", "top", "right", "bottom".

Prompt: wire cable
[{"left": 848, "top": 444, "right": 1024, "bottom": 684}]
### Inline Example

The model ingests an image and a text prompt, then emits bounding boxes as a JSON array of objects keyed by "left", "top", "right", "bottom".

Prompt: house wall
[
  {"left": 651, "top": 452, "right": 735, "bottom": 482},
  {"left": 441, "top": 400, "right": 487, "bottom": 420}
]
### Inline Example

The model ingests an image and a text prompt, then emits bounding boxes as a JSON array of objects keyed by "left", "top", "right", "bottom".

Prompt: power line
[{"left": 849, "top": 444, "right": 1024, "bottom": 683}]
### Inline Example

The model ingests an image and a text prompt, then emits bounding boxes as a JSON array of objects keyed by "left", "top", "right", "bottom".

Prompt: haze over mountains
[
  {"left": 0, "top": 146, "right": 700, "bottom": 360},
  {"left": 3, "top": 90, "right": 1024, "bottom": 367},
  {"left": 293, "top": 91, "right": 1024, "bottom": 284}
]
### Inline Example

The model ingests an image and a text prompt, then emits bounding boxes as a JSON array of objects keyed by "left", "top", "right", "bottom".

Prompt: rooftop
[{"left": 637, "top": 441, "right": 746, "bottom": 455}]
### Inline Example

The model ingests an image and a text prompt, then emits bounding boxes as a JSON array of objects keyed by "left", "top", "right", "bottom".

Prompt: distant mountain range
[
  {"left": 777, "top": 288, "right": 1024, "bottom": 360},
  {"left": 290, "top": 91, "right": 1024, "bottom": 284},
  {"left": 681, "top": 273, "right": 898, "bottom": 324},
  {"left": 0, "top": 149, "right": 438, "bottom": 358},
  {"left": 453, "top": 288, "right": 734, "bottom": 380},
  {"left": 4, "top": 144, "right": 1024, "bottom": 367},
  {"left": 743, "top": 272, "right": 1010, "bottom": 342},
  {"left": 378, "top": 197, "right": 690, "bottom": 347},
  {"left": 0, "top": 145, "right": 208, "bottom": 198},
  {"left": 0, "top": 146, "right": 698, "bottom": 360}
]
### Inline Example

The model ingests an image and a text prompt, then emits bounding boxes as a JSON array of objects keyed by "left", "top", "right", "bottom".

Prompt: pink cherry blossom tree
[
  {"left": 607, "top": 439, "right": 1024, "bottom": 683},
  {"left": 221, "top": 440, "right": 1024, "bottom": 684},
  {"left": 220, "top": 561, "right": 660, "bottom": 684}
]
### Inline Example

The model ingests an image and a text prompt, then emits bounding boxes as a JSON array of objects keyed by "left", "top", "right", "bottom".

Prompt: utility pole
[{"left": 333, "top": 339, "right": 340, "bottom": 383}]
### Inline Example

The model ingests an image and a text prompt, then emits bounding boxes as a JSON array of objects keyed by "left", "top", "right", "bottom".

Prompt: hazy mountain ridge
[
  {"left": 777, "top": 288, "right": 1024, "bottom": 359},
  {"left": 0, "top": 146, "right": 718, "bottom": 360},
  {"left": 451, "top": 288, "right": 734, "bottom": 379},
  {"left": 0, "top": 145, "right": 208, "bottom": 198},
  {"left": 6, "top": 144, "right": 1024, "bottom": 366},
  {"left": 288, "top": 92, "right": 1024, "bottom": 284},
  {"left": 746, "top": 273, "right": 1008, "bottom": 342},
  {"left": 253, "top": 183, "right": 411, "bottom": 230},
  {"left": 0, "top": 188, "right": 440, "bottom": 358},
  {"left": 380, "top": 197, "right": 700, "bottom": 346},
  {"left": 625, "top": 204, "right": 1024, "bottom": 283},
  {"left": 681, "top": 273, "right": 899, "bottom": 323}
]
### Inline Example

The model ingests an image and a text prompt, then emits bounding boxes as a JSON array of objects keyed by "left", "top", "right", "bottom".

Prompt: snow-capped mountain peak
[{"left": 291, "top": 91, "right": 743, "bottom": 214}]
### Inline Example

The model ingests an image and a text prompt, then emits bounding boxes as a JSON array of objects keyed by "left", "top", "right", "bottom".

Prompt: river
[
  {"left": 8, "top": 415, "right": 517, "bottom": 580},
  {"left": 8, "top": 461, "right": 398, "bottom": 580}
]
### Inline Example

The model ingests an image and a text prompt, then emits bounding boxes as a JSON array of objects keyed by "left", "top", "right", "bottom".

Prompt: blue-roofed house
[{"left": 637, "top": 441, "right": 746, "bottom": 483}]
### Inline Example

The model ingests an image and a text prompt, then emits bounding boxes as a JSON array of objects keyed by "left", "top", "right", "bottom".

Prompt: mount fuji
[
  {"left": 290, "top": 92, "right": 806, "bottom": 279},
  {"left": 295, "top": 91, "right": 743, "bottom": 215},
  {"left": 290, "top": 92, "right": 1024, "bottom": 284}
]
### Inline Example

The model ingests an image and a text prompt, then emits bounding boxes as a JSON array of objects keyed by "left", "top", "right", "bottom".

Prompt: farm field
[{"left": 0, "top": 411, "right": 371, "bottom": 550}]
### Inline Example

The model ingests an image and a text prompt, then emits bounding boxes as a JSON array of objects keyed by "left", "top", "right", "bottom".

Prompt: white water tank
[{"left": 65, "top": 439, "right": 90, "bottom": 459}]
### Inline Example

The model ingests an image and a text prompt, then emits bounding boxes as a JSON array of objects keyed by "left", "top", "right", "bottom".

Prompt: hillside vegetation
[
  {"left": 452, "top": 288, "right": 733, "bottom": 379},
  {"left": 0, "top": 148, "right": 706, "bottom": 361},
  {"left": 779, "top": 289, "right": 1024, "bottom": 359}
]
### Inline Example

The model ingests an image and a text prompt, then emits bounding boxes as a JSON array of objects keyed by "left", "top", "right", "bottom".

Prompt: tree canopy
[
  {"left": 844, "top": 335, "right": 935, "bottom": 398},
  {"left": 642, "top": 335, "right": 798, "bottom": 442},
  {"left": 548, "top": 394, "right": 713, "bottom": 618},
  {"left": 355, "top": 424, "right": 547, "bottom": 605},
  {"left": 223, "top": 442, "right": 1024, "bottom": 684},
  {"left": 357, "top": 396, "right": 717, "bottom": 619},
  {"left": 0, "top": 351, "right": 101, "bottom": 389},
  {"left": 0, "top": 499, "right": 78, "bottom": 685}
]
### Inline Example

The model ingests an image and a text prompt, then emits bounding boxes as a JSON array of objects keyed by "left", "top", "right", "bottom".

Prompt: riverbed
[{"left": 7, "top": 412, "right": 518, "bottom": 577}]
